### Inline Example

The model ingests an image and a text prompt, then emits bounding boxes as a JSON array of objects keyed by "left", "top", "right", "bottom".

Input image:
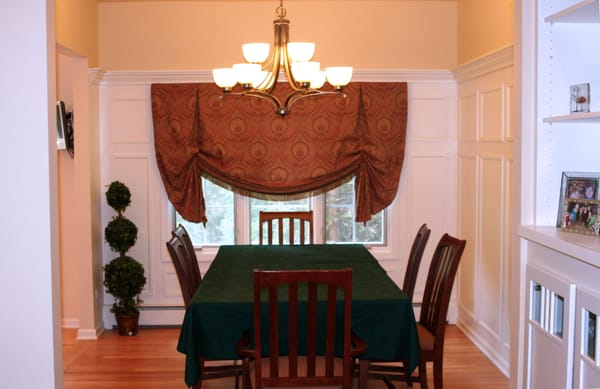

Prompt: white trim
[
  {"left": 453, "top": 45, "right": 514, "bottom": 82},
  {"left": 62, "top": 318, "right": 79, "bottom": 329},
  {"left": 77, "top": 327, "right": 104, "bottom": 340},
  {"left": 98, "top": 69, "right": 455, "bottom": 85}
]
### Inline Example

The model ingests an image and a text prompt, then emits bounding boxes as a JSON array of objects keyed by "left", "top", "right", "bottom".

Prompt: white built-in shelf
[
  {"left": 543, "top": 111, "right": 600, "bottom": 123},
  {"left": 545, "top": 0, "right": 600, "bottom": 23},
  {"left": 520, "top": 225, "right": 600, "bottom": 269}
]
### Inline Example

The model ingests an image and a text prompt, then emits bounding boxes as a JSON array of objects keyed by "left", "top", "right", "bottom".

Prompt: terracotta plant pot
[{"left": 116, "top": 314, "right": 140, "bottom": 336}]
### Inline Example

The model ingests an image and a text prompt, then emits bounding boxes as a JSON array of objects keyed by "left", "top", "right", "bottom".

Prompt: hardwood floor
[{"left": 62, "top": 325, "right": 507, "bottom": 388}]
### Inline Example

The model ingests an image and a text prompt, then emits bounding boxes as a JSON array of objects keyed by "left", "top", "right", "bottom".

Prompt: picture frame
[
  {"left": 561, "top": 199, "right": 600, "bottom": 236},
  {"left": 570, "top": 83, "right": 590, "bottom": 113},
  {"left": 556, "top": 171, "right": 600, "bottom": 227}
]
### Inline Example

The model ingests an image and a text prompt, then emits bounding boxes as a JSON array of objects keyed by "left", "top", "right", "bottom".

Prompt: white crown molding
[
  {"left": 453, "top": 45, "right": 514, "bottom": 82},
  {"left": 97, "top": 69, "right": 455, "bottom": 85}
]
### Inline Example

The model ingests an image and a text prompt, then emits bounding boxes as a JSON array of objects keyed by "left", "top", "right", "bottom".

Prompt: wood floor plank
[{"left": 62, "top": 325, "right": 507, "bottom": 388}]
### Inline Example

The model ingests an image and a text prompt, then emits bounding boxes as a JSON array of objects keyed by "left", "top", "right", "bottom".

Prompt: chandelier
[{"left": 212, "top": 0, "right": 352, "bottom": 116}]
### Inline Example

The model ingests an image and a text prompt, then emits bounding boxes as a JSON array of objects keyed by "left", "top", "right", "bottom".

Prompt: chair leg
[
  {"left": 242, "top": 358, "right": 251, "bottom": 389},
  {"left": 433, "top": 359, "right": 443, "bottom": 389},
  {"left": 358, "top": 360, "right": 370, "bottom": 389},
  {"left": 418, "top": 361, "right": 428, "bottom": 389}
]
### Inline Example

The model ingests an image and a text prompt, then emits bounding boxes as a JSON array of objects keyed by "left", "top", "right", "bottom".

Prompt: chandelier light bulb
[
  {"left": 310, "top": 70, "right": 327, "bottom": 89},
  {"left": 326, "top": 66, "right": 353, "bottom": 88},
  {"left": 212, "top": 68, "right": 238, "bottom": 89},
  {"left": 233, "top": 63, "right": 262, "bottom": 86},
  {"left": 242, "top": 43, "right": 270, "bottom": 63},
  {"left": 252, "top": 70, "right": 270, "bottom": 88},
  {"left": 291, "top": 61, "right": 320, "bottom": 84},
  {"left": 287, "top": 42, "right": 315, "bottom": 62}
]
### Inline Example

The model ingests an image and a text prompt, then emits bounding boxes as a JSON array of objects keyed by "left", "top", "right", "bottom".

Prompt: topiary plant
[
  {"left": 103, "top": 180, "right": 146, "bottom": 334},
  {"left": 103, "top": 255, "right": 146, "bottom": 316}
]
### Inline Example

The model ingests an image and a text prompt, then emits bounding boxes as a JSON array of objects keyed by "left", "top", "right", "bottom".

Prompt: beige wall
[
  {"left": 98, "top": 0, "right": 457, "bottom": 70},
  {"left": 56, "top": 0, "right": 99, "bottom": 66},
  {"left": 457, "top": 0, "right": 513, "bottom": 65}
]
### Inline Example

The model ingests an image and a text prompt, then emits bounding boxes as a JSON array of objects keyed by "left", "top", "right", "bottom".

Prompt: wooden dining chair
[
  {"left": 167, "top": 224, "right": 202, "bottom": 307},
  {"left": 166, "top": 232, "right": 243, "bottom": 389},
  {"left": 367, "top": 233, "right": 466, "bottom": 389},
  {"left": 402, "top": 224, "right": 431, "bottom": 302},
  {"left": 237, "top": 268, "right": 366, "bottom": 389},
  {"left": 172, "top": 224, "right": 199, "bottom": 276},
  {"left": 166, "top": 233, "right": 201, "bottom": 308},
  {"left": 258, "top": 210, "right": 314, "bottom": 245}
]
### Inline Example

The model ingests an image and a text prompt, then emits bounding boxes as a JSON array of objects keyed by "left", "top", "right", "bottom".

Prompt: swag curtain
[{"left": 151, "top": 82, "right": 407, "bottom": 224}]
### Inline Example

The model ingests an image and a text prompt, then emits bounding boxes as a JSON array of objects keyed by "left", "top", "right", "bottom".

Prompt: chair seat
[
  {"left": 417, "top": 324, "right": 435, "bottom": 352},
  {"left": 249, "top": 356, "right": 345, "bottom": 388}
]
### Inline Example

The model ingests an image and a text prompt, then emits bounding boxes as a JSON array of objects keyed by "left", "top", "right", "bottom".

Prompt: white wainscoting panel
[{"left": 455, "top": 46, "right": 513, "bottom": 376}]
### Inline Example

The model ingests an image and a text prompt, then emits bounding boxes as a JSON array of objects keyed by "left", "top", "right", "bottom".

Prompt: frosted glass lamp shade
[
  {"left": 233, "top": 63, "right": 261, "bottom": 85},
  {"left": 242, "top": 43, "right": 270, "bottom": 63},
  {"left": 326, "top": 66, "right": 353, "bottom": 87},
  {"left": 310, "top": 70, "right": 326, "bottom": 89},
  {"left": 291, "top": 61, "right": 320, "bottom": 83},
  {"left": 287, "top": 42, "right": 315, "bottom": 62},
  {"left": 252, "top": 70, "right": 269, "bottom": 88},
  {"left": 212, "top": 68, "right": 237, "bottom": 88}
]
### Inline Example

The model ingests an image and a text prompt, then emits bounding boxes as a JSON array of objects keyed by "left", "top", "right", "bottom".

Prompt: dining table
[{"left": 177, "top": 244, "right": 420, "bottom": 388}]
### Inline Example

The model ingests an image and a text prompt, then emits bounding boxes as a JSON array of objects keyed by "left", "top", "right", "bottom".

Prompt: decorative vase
[{"left": 116, "top": 313, "right": 140, "bottom": 336}]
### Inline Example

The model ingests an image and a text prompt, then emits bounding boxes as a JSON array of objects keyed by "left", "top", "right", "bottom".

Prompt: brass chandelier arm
[
  {"left": 284, "top": 90, "right": 346, "bottom": 113},
  {"left": 222, "top": 88, "right": 345, "bottom": 117}
]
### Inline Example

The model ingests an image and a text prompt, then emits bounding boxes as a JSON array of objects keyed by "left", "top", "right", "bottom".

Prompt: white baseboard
[
  {"left": 457, "top": 321, "right": 509, "bottom": 377},
  {"left": 62, "top": 318, "right": 80, "bottom": 328},
  {"left": 77, "top": 326, "right": 104, "bottom": 340}
]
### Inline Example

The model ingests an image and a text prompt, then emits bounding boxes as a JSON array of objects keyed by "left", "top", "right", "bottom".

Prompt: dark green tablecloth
[{"left": 177, "top": 244, "right": 420, "bottom": 386}]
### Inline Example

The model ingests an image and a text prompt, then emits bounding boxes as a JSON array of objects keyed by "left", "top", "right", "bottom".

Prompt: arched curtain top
[{"left": 151, "top": 82, "right": 407, "bottom": 224}]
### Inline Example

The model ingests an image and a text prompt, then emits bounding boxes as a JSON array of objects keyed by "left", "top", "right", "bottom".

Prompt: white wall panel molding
[
  {"left": 504, "top": 82, "right": 514, "bottom": 141},
  {"left": 459, "top": 93, "right": 478, "bottom": 142},
  {"left": 479, "top": 86, "right": 504, "bottom": 142},
  {"left": 458, "top": 155, "right": 478, "bottom": 320},
  {"left": 456, "top": 47, "right": 514, "bottom": 376},
  {"left": 453, "top": 45, "right": 514, "bottom": 83}
]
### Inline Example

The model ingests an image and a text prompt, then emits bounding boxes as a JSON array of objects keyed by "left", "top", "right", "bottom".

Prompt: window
[
  {"left": 176, "top": 178, "right": 385, "bottom": 246},
  {"left": 175, "top": 179, "right": 235, "bottom": 246},
  {"left": 325, "top": 180, "right": 385, "bottom": 244}
]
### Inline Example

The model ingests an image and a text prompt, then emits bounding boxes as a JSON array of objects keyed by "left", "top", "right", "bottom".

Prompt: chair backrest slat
[
  {"left": 402, "top": 223, "right": 431, "bottom": 301},
  {"left": 253, "top": 268, "right": 353, "bottom": 388},
  {"left": 259, "top": 211, "right": 314, "bottom": 245}
]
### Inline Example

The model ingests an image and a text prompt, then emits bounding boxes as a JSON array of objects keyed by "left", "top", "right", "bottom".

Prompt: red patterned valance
[{"left": 151, "top": 82, "right": 407, "bottom": 224}]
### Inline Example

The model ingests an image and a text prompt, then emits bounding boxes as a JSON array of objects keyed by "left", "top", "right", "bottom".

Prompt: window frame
[{"left": 174, "top": 181, "right": 387, "bottom": 248}]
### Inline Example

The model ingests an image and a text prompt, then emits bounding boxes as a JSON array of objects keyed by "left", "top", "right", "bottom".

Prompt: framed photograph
[
  {"left": 556, "top": 171, "right": 600, "bottom": 227},
  {"left": 561, "top": 199, "right": 600, "bottom": 236},
  {"left": 570, "top": 83, "right": 590, "bottom": 113}
]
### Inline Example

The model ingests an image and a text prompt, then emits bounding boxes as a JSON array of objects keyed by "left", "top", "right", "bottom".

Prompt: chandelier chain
[{"left": 276, "top": 0, "right": 286, "bottom": 18}]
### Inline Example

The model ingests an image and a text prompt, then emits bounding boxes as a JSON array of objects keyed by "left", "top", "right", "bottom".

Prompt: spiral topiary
[{"left": 103, "top": 180, "right": 146, "bottom": 321}]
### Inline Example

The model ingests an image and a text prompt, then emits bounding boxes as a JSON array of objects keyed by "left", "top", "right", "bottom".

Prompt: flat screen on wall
[{"left": 56, "top": 100, "right": 74, "bottom": 158}]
